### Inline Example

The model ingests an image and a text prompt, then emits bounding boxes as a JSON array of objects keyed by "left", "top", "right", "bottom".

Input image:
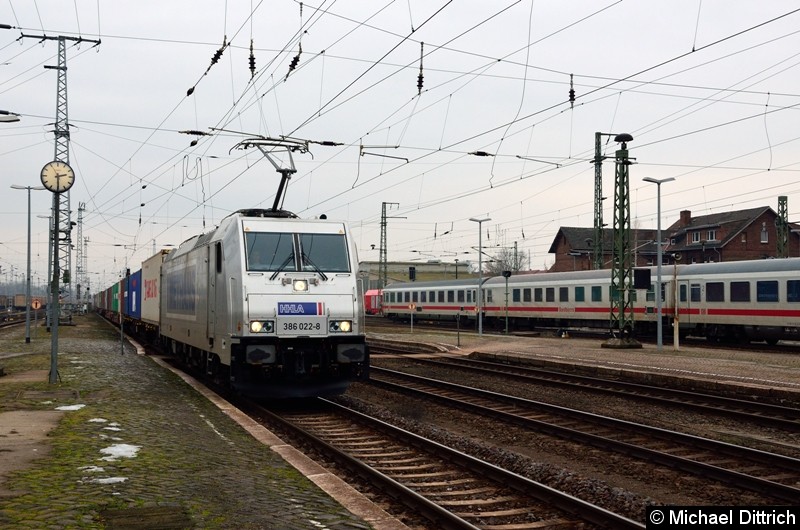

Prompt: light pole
[
  {"left": 0, "top": 110, "right": 21, "bottom": 123},
  {"left": 469, "top": 216, "right": 491, "bottom": 336},
  {"left": 11, "top": 184, "right": 46, "bottom": 343},
  {"left": 643, "top": 176, "right": 674, "bottom": 351}
]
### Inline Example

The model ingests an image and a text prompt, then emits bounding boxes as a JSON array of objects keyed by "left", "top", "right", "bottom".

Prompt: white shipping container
[{"left": 141, "top": 249, "right": 170, "bottom": 326}]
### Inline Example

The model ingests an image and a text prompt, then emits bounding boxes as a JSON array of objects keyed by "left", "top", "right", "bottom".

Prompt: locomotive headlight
[
  {"left": 249, "top": 320, "right": 275, "bottom": 333},
  {"left": 329, "top": 320, "right": 352, "bottom": 333},
  {"left": 293, "top": 279, "right": 309, "bottom": 292}
]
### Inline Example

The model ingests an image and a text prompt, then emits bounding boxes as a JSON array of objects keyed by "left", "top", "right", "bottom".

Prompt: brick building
[{"left": 548, "top": 205, "right": 799, "bottom": 272}]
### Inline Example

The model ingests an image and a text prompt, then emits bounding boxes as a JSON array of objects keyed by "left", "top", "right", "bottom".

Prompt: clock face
[{"left": 40, "top": 161, "right": 75, "bottom": 193}]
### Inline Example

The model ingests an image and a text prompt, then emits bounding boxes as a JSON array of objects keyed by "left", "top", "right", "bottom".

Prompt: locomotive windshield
[{"left": 246, "top": 231, "right": 350, "bottom": 273}]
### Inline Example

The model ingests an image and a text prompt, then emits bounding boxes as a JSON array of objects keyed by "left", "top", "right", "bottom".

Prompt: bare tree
[{"left": 484, "top": 246, "right": 529, "bottom": 275}]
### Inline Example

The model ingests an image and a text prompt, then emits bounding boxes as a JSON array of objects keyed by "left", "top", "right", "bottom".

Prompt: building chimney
[{"left": 680, "top": 210, "right": 692, "bottom": 227}]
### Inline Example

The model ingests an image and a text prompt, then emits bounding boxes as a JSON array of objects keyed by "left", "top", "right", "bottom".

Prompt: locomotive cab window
[
  {"left": 245, "top": 232, "right": 350, "bottom": 273},
  {"left": 246, "top": 232, "right": 294, "bottom": 271},
  {"left": 299, "top": 233, "right": 350, "bottom": 272}
]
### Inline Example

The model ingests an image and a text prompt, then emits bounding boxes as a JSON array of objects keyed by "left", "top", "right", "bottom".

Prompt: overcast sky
[{"left": 2, "top": 1, "right": 800, "bottom": 293}]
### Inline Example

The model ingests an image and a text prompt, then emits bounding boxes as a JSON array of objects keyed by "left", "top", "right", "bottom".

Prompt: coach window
[
  {"left": 412, "top": 291, "right": 419, "bottom": 303},
  {"left": 513, "top": 288, "right": 521, "bottom": 302},
  {"left": 730, "top": 281, "right": 751, "bottom": 302},
  {"left": 429, "top": 290, "right": 436, "bottom": 302},
  {"left": 404, "top": 292, "right": 410, "bottom": 303},
  {"left": 646, "top": 283, "right": 655, "bottom": 302},
  {"left": 706, "top": 282, "right": 724, "bottom": 302},
  {"left": 467, "top": 290, "right": 472, "bottom": 303},
  {"left": 486, "top": 289, "right": 492, "bottom": 303},
  {"left": 438, "top": 291, "right": 445, "bottom": 303},
  {"left": 534, "top": 288, "right": 543, "bottom": 302},
  {"left": 559, "top": 287, "right": 569, "bottom": 302},
  {"left": 457, "top": 290, "right": 465, "bottom": 303},
  {"left": 546, "top": 287, "right": 555, "bottom": 302},
  {"left": 420, "top": 291, "right": 427, "bottom": 303},
  {"left": 591, "top": 285, "right": 602, "bottom": 302},
  {"left": 447, "top": 290, "right": 455, "bottom": 303},
  {"left": 523, "top": 288, "right": 532, "bottom": 302},
  {"left": 690, "top": 284, "right": 701, "bottom": 302},
  {"left": 756, "top": 281, "right": 778, "bottom": 302},
  {"left": 788, "top": 280, "right": 800, "bottom": 302},
  {"left": 575, "top": 286, "right": 585, "bottom": 302}
]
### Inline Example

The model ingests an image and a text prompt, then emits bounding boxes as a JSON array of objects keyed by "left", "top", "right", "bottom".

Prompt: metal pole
[
  {"left": 49, "top": 193, "right": 60, "bottom": 384},
  {"left": 12, "top": 185, "right": 45, "bottom": 343},
  {"left": 470, "top": 217, "right": 490, "bottom": 336},
  {"left": 643, "top": 177, "right": 674, "bottom": 351},
  {"left": 24, "top": 189, "right": 32, "bottom": 343},
  {"left": 656, "top": 186, "right": 663, "bottom": 350}
]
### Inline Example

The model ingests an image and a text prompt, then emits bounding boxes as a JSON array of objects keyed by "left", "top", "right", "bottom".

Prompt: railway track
[
  {"left": 368, "top": 366, "right": 800, "bottom": 504},
  {"left": 399, "top": 355, "right": 800, "bottom": 429},
  {"left": 253, "top": 398, "right": 643, "bottom": 530}
]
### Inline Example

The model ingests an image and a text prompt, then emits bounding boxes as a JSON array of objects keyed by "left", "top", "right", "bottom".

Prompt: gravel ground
[{"left": 331, "top": 336, "right": 800, "bottom": 526}]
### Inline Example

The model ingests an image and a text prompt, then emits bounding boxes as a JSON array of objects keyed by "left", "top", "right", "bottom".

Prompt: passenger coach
[{"left": 382, "top": 258, "right": 800, "bottom": 344}]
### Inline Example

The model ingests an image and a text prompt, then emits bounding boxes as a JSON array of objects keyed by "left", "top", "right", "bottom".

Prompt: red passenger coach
[{"left": 364, "top": 289, "right": 383, "bottom": 315}]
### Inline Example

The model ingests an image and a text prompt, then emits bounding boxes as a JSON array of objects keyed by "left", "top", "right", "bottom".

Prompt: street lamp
[
  {"left": 469, "top": 216, "right": 491, "bottom": 335},
  {"left": 11, "top": 184, "right": 46, "bottom": 343},
  {"left": 643, "top": 176, "right": 675, "bottom": 351},
  {"left": 0, "top": 110, "right": 21, "bottom": 123}
]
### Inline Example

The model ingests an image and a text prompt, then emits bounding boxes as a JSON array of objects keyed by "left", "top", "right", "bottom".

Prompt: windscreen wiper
[
  {"left": 301, "top": 252, "right": 328, "bottom": 281},
  {"left": 269, "top": 254, "right": 295, "bottom": 280}
]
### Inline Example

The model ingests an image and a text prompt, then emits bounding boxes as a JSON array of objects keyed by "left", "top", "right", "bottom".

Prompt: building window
[
  {"left": 761, "top": 222, "right": 768, "bottom": 243},
  {"left": 707, "top": 229, "right": 717, "bottom": 241},
  {"left": 691, "top": 231, "right": 701, "bottom": 243}
]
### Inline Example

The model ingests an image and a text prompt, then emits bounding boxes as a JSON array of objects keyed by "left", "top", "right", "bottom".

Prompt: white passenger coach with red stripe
[{"left": 382, "top": 258, "right": 800, "bottom": 344}]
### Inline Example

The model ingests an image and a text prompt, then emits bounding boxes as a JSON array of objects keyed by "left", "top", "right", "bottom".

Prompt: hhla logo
[{"left": 278, "top": 302, "right": 324, "bottom": 315}]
